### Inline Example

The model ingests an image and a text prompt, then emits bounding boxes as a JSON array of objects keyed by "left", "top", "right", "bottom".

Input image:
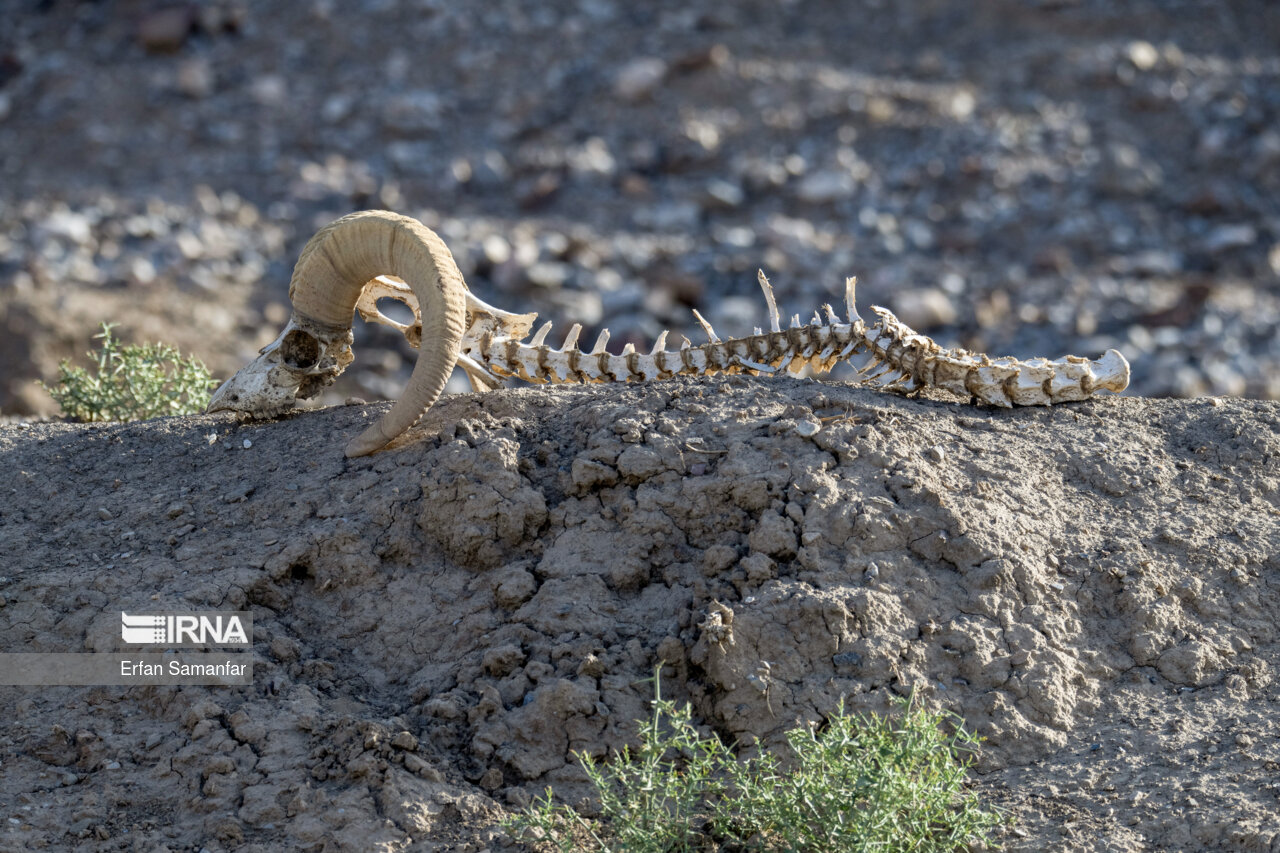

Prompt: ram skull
[{"left": 209, "top": 210, "right": 531, "bottom": 457}]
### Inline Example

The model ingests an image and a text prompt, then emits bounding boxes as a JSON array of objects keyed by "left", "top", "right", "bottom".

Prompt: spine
[
  {"left": 456, "top": 270, "right": 1130, "bottom": 405},
  {"left": 471, "top": 323, "right": 868, "bottom": 385}
]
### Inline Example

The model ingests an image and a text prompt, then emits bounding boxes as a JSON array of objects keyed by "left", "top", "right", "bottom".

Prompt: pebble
[
  {"left": 702, "top": 179, "right": 745, "bottom": 210},
  {"left": 382, "top": 90, "right": 442, "bottom": 134},
  {"left": 1127, "top": 41, "right": 1160, "bottom": 71},
  {"left": 832, "top": 651, "right": 862, "bottom": 669},
  {"left": 892, "top": 288, "right": 957, "bottom": 330},
  {"left": 795, "top": 419, "right": 821, "bottom": 437},
  {"left": 568, "top": 137, "right": 616, "bottom": 176},
  {"left": 222, "top": 484, "right": 255, "bottom": 503},
  {"left": 137, "top": 7, "right": 194, "bottom": 53},
  {"left": 41, "top": 210, "right": 92, "bottom": 245},
  {"left": 322, "top": 93, "right": 354, "bottom": 124},
  {"left": 525, "top": 261, "right": 570, "bottom": 289},
  {"left": 793, "top": 170, "right": 857, "bottom": 204},
  {"left": 634, "top": 201, "right": 700, "bottom": 231},
  {"left": 614, "top": 58, "right": 668, "bottom": 100},
  {"left": 403, "top": 754, "right": 432, "bottom": 776},
  {"left": 177, "top": 59, "right": 215, "bottom": 99},
  {"left": 249, "top": 75, "right": 288, "bottom": 108},
  {"left": 482, "top": 234, "right": 512, "bottom": 266},
  {"left": 1110, "top": 250, "right": 1182, "bottom": 276},
  {"left": 1204, "top": 224, "right": 1257, "bottom": 253}
]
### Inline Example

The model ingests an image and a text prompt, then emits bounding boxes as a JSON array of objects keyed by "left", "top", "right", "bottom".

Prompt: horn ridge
[{"left": 282, "top": 210, "right": 466, "bottom": 457}]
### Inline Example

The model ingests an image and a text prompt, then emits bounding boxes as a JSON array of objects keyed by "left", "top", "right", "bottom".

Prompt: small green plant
[
  {"left": 41, "top": 323, "right": 216, "bottom": 422},
  {"left": 507, "top": 671, "right": 1003, "bottom": 852}
]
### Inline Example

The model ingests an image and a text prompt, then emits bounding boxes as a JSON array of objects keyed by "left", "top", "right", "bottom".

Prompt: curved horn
[{"left": 289, "top": 210, "right": 467, "bottom": 457}]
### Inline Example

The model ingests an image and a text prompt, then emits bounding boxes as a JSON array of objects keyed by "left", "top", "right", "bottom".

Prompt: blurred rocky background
[{"left": 2, "top": 0, "right": 1278, "bottom": 416}]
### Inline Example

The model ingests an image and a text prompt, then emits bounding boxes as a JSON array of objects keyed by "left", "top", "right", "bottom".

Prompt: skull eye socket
[{"left": 281, "top": 329, "right": 320, "bottom": 370}]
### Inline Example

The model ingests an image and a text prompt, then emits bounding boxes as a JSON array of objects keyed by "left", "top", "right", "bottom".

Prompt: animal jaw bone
[{"left": 213, "top": 211, "right": 1131, "bottom": 457}]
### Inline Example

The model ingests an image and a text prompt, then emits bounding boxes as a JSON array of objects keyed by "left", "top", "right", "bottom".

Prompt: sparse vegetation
[
  {"left": 41, "top": 323, "right": 216, "bottom": 422},
  {"left": 507, "top": 672, "right": 1004, "bottom": 852}
]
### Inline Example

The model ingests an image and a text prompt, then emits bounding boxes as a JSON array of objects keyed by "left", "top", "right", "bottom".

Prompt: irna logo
[{"left": 121, "top": 612, "right": 250, "bottom": 646}]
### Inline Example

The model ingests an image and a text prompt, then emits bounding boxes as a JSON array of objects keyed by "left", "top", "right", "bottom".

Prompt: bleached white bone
[{"left": 215, "top": 212, "right": 1133, "bottom": 459}]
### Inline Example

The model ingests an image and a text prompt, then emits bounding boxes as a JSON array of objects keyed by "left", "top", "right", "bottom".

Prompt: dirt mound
[{"left": 1, "top": 378, "right": 1278, "bottom": 851}]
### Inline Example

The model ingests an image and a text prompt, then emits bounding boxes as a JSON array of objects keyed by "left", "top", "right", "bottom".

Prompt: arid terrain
[
  {"left": 2, "top": 0, "right": 1280, "bottom": 851},
  {"left": 2, "top": 382, "right": 1279, "bottom": 850}
]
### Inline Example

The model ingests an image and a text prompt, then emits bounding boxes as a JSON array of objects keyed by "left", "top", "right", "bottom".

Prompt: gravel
[{"left": 1, "top": 0, "right": 1279, "bottom": 415}]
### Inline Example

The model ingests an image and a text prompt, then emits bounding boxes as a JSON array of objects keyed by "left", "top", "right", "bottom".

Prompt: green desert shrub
[
  {"left": 41, "top": 323, "right": 216, "bottom": 422},
  {"left": 507, "top": 672, "right": 1004, "bottom": 852}
]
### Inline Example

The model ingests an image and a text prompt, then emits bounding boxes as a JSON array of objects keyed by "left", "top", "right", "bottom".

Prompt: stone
[
  {"left": 614, "top": 58, "right": 667, "bottom": 100},
  {"left": 1204, "top": 224, "right": 1256, "bottom": 254},
  {"left": 1126, "top": 41, "right": 1159, "bottom": 71},
  {"left": 892, "top": 288, "right": 957, "bottom": 330},
  {"left": 138, "top": 7, "right": 194, "bottom": 53},
  {"left": 794, "top": 169, "right": 857, "bottom": 204},
  {"left": 176, "top": 59, "right": 214, "bottom": 99}
]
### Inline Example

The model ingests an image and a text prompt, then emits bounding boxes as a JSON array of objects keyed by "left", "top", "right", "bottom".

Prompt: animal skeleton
[{"left": 208, "top": 211, "right": 1130, "bottom": 456}]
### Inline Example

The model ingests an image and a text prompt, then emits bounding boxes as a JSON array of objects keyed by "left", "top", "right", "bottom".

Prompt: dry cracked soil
[
  {"left": 1, "top": 378, "right": 1279, "bottom": 851},
  {"left": 3, "top": 0, "right": 1280, "bottom": 850}
]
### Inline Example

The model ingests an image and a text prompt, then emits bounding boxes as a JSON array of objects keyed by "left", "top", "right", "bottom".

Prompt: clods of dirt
[{"left": 1, "top": 377, "right": 1278, "bottom": 850}]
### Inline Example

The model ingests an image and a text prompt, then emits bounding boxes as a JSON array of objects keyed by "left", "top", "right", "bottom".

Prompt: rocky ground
[
  {"left": 2, "top": 381, "right": 1279, "bottom": 851},
  {"left": 1, "top": 0, "right": 1279, "bottom": 417},
  {"left": 3, "top": 1, "right": 1280, "bottom": 851}
]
